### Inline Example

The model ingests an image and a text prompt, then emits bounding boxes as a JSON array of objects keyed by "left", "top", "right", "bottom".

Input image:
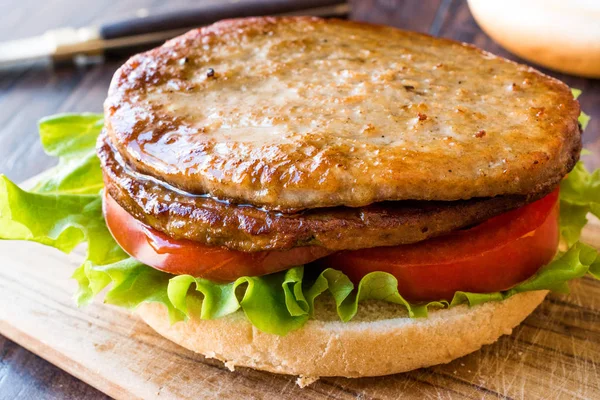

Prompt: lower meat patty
[{"left": 99, "top": 131, "right": 553, "bottom": 252}]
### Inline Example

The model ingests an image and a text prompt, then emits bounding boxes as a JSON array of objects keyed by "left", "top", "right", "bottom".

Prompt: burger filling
[
  {"left": 103, "top": 177, "right": 560, "bottom": 302},
  {"left": 0, "top": 112, "right": 598, "bottom": 336}
]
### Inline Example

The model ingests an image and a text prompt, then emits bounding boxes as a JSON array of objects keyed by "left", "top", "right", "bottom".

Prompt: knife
[{"left": 0, "top": 0, "right": 349, "bottom": 69}]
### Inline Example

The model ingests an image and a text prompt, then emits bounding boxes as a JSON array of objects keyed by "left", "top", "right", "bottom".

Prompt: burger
[{"left": 0, "top": 17, "right": 598, "bottom": 384}]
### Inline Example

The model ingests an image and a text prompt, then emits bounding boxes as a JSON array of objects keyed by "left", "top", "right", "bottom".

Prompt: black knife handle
[{"left": 100, "top": 0, "right": 347, "bottom": 40}]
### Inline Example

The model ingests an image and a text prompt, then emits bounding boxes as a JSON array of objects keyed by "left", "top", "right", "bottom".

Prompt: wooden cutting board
[{"left": 0, "top": 219, "right": 599, "bottom": 399}]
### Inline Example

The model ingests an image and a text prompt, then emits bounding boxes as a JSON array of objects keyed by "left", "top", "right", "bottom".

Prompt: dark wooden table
[{"left": 0, "top": 0, "right": 598, "bottom": 398}]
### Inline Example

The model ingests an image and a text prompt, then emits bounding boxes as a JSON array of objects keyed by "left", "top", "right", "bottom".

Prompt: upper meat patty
[{"left": 103, "top": 17, "right": 581, "bottom": 211}]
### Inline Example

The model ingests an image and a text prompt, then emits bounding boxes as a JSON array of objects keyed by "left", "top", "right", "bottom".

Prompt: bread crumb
[
  {"left": 224, "top": 361, "right": 236, "bottom": 371},
  {"left": 296, "top": 376, "right": 319, "bottom": 388}
]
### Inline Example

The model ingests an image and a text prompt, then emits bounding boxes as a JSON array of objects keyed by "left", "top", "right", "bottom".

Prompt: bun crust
[
  {"left": 137, "top": 291, "right": 547, "bottom": 379},
  {"left": 468, "top": 0, "right": 600, "bottom": 78}
]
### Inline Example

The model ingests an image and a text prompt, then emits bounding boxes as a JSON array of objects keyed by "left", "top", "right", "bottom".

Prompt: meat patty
[
  {"left": 99, "top": 131, "right": 551, "bottom": 252},
  {"left": 104, "top": 17, "right": 581, "bottom": 211}
]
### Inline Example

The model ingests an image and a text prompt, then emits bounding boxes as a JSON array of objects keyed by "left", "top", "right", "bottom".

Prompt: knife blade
[{"left": 0, "top": 0, "right": 349, "bottom": 69}]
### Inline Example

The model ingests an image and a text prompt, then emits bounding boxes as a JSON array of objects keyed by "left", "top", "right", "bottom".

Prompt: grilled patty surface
[{"left": 104, "top": 17, "right": 581, "bottom": 211}]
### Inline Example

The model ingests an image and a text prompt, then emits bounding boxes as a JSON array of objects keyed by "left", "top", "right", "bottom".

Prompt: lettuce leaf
[
  {"left": 572, "top": 88, "right": 591, "bottom": 130},
  {"left": 560, "top": 161, "right": 600, "bottom": 246},
  {"left": 32, "top": 113, "right": 105, "bottom": 195},
  {"left": 67, "top": 240, "right": 598, "bottom": 335},
  {"left": 1, "top": 112, "right": 599, "bottom": 336},
  {"left": 0, "top": 177, "right": 123, "bottom": 264}
]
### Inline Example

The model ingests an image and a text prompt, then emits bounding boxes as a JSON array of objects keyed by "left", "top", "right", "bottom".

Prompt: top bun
[{"left": 468, "top": 0, "right": 600, "bottom": 78}]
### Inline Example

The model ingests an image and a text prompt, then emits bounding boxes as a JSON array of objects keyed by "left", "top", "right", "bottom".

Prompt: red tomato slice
[
  {"left": 320, "top": 190, "right": 560, "bottom": 302},
  {"left": 103, "top": 193, "right": 332, "bottom": 282},
  {"left": 104, "top": 188, "right": 559, "bottom": 299}
]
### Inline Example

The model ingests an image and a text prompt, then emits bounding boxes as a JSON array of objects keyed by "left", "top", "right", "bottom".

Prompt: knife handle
[{"left": 99, "top": 0, "right": 348, "bottom": 40}]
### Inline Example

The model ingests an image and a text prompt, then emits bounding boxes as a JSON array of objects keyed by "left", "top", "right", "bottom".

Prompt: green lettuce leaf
[
  {"left": 0, "top": 176, "right": 124, "bottom": 264},
  {"left": 0, "top": 113, "right": 125, "bottom": 305},
  {"left": 69, "top": 240, "right": 598, "bottom": 335},
  {"left": 32, "top": 113, "right": 104, "bottom": 195},
  {"left": 572, "top": 88, "right": 590, "bottom": 130},
  {"left": 1, "top": 112, "right": 599, "bottom": 336},
  {"left": 560, "top": 161, "right": 600, "bottom": 245}
]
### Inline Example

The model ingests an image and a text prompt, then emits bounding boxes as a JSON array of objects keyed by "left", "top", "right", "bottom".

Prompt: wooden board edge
[{"left": 0, "top": 321, "right": 137, "bottom": 400}]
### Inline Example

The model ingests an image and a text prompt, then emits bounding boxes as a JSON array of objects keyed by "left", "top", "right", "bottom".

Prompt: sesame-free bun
[
  {"left": 137, "top": 290, "right": 547, "bottom": 380},
  {"left": 468, "top": 0, "right": 600, "bottom": 78}
]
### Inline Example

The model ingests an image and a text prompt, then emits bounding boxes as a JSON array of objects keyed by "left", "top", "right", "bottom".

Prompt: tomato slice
[
  {"left": 105, "top": 188, "right": 559, "bottom": 300},
  {"left": 103, "top": 193, "right": 332, "bottom": 282},
  {"left": 320, "top": 190, "right": 560, "bottom": 302}
]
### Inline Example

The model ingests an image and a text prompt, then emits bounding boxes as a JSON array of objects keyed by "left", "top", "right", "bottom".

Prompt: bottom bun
[{"left": 137, "top": 290, "right": 547, "bottom": 380}]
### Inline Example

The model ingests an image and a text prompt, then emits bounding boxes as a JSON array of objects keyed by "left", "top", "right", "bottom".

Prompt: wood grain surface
[{"left": 0, "top": 0, "right": 599, "bottom": 398}]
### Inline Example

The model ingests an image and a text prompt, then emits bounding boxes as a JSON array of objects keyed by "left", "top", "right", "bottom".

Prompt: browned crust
[
  {"left": 99, "top": 131, "right": 553, "bottom": 252},
  {"left": 103, "top": 17, "right": 581, "bottom": 211}
]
